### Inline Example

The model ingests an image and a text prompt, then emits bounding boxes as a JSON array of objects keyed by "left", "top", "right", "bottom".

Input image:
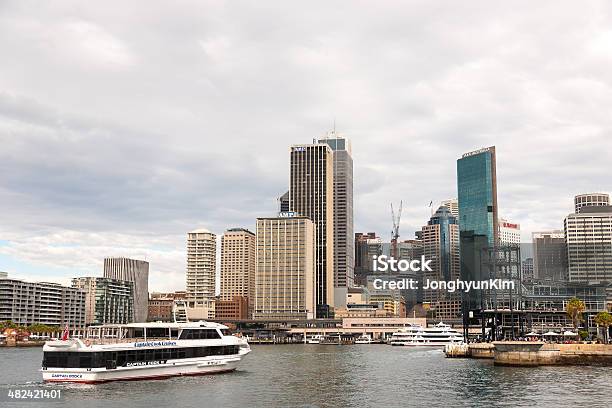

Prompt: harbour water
[{"left": 1, "top": 344, "right": 611, "bottom": 407}]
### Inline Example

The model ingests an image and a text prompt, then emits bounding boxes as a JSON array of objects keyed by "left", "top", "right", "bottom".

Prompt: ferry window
[
  {"left": 180, "top": 330, "right": 194, "bottom": 340},
  {"left": 154, "top": 350, "right": 163, "bottom": 360},
  {"left": 145, "top": 349, "right": 154, "bottom": 360},
  {"left": 134, "top": 329, "right": 144, "bottom": 338},
  {"left": 137, "top": 350, "right": 146, "bottom": 361},
  {"left": 221, "top": 329, "right": 231, "bottom": 336},
  {"left": 171, "top": 329, "right": 179, "bottom": 338},
  {"left": 79, "top": 355, "right": 92, "bottom": 368},
  {"left": 178, "top": 350, "right": 186, "bottom": 359},
  {"left": 147, "top": 328, "right": 168, "bottom": 338}
]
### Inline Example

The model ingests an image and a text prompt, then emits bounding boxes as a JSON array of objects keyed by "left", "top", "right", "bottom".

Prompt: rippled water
[{"left": 1, "top": 345, "right": 611, "bottom": 407}]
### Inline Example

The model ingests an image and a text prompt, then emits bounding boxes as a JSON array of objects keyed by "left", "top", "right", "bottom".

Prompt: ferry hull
[{"left": 42, "top": 357, "right": 242, "bottom": 384}]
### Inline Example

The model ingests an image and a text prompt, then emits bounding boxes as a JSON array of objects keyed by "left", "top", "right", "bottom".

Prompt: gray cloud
[{"left": 0, "top": 0, "right": 611, "bottom": 290}]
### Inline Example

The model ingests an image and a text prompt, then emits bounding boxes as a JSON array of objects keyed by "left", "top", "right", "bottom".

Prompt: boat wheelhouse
[
  {"left": 389, "top": 322, "right": 464, "bottom": 347},
  {"left": 41, "top": 322, "right": 250, "bottom": 383}
]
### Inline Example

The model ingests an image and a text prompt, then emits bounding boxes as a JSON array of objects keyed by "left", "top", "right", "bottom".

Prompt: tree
[
  {"left": 566, "top": 297, "right": 586, "bottom": 334},
  {"left": 594, "top": 311, "right": 612, "bottom": 343}
]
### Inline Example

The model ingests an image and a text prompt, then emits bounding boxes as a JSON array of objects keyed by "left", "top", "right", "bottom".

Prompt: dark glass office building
[
  {"left": 457, "top": 147, "right": 499, "bottom": 332},
  {"left": 457, "top": 146, "right": 498, "bottom": 245}
]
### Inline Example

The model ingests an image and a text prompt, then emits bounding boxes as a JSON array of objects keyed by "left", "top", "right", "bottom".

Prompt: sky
[{"left": 1, "top": 1, "right": 611, "bottom": 292}]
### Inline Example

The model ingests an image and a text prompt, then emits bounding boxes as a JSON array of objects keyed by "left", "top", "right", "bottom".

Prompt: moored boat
[{"left": 389, "top": 322, "right": 464, "bottom": 347}]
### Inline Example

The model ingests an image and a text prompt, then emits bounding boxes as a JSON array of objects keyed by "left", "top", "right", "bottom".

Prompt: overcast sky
[{"left": 1, "top": 1, "right": 611, "bottom": 292}]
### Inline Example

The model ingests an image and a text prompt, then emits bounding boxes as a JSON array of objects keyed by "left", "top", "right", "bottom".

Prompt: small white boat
[
  {"left": 355, "top": 334, "right": 373, "bottom": 344},
  {"left": 306, "top": 334, "right": 323, "bottom": 344}
]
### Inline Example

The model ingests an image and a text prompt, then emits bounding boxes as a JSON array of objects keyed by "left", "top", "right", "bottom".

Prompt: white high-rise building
[
  {"left": 254, "top": 215, "right": 316, "bottom": 320},
  {"left": 564, "top": 206, "right": 612, "bottom": 283},
  {"left": 186, "top": 229, "right": 217, "bottom": 318},
  {"left": 499, "top": 218, "right": 521, "bottom": 246}
]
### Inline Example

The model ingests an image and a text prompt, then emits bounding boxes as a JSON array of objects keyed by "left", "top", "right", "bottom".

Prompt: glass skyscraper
[
  {"left": 457, "top": 146, "right": 498, "bottom": 245},
  {"left": 457, "top": 146, "right": 499, "bottom": 323}
]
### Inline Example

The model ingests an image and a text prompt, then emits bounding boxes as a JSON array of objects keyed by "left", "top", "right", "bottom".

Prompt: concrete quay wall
[{"left": 493, "top": 342, "right": 612, "bottom": 366}]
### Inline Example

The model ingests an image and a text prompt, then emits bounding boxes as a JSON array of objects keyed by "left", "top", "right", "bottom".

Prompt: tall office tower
[
  {"left": 0, "top": 277, "right": 85, "bottom": 327},
  {"left": 254, "top": 215, "right": 316, "bottom": 320},
  {"left": 289, "top": 143, "right": 334, "bottom": 317},
  {"left": 457, "top": 146, "right": 500, "bottom": 317},
  {"left": 72, "top": 277, "right": 133, "bottom": 325},
  {"left": 220, "top": 228, "right": 256, "bottom": 317},
  {"left": 278, "top": 191, "right": 290, "bottom": 213},
  {"left": 103, "top": 257, "right": 149, "bottom": 322},
  {"left": 441, "top": 198, "right": 459, "bottom": 218},
  {"left": 186, "top": 229, "right": 217, "bottom": 314},
  {"left": 317, "top": 132, "right": 354, "bottom": 290},
  {"left": 564, "top": 205, "right": 612, "bottom": 283},
  {"left": 421, "top": 206, "right": 460, "bottom": 311},
  {"left": 574, "top": 193, "right": 610, "bottom": 213},
  {"left": 457, "top": 147, "right": 499, "bottom": 246},
  {"left": 499, "top": 218, "right": 521, "bottom": 246},
  {"left": 532, "top": 231, "right": 568, "bottom": 281}
]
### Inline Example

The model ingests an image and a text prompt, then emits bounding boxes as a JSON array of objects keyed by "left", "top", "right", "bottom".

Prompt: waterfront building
[
  {"left": 421, "top": 205, "right": 460, "bottom": 317},
  {"left": 369, "top": 291, "right": 406, "bottom": 317},
  {"left": 278, "top": 191, "right": 290, "bottom": 213},
  {"left": 532, "top": 231, "right": 568, "bottom": 282},
  {"left": 220, "top": 228, "right": 256, "bottom": 318},
  {"left": 147, "top": 291, "right": 187, "bottom": 322},
  {"left": 564, "top": 205, "right": 612, "bottom": 284},
  {"left": 457, "top": 146, "right": 499, "bottom": 314},
  {"left": 499, "top": 218, "right": 521, "bottom": 246},
  {"left": 289, "top": 143, "right": 334, "bottom": 317},
  {"left": 523, "top": 280, "right": 607, "bottom": 334},
  {"left": 186, "top": 229, "right": 217, "bottom": 317},
  {"left": 0, "top": 271, "right": 7, "bottom": 279},
  {"left": 574, "top": 193, "right": 610, "bottom": 213},
  {"left": 441, "top": 198, "right": 459, "bottom": 218},
  {"left": 214, "top": 296, "right": 249, "bottom": 320},
  {"left": 0, "top": 277, "right": 85, "bottom": 327},
  {"left": 317, "top": 131, "right": 355, "bottom": 291},
  {"left": 103, "top": 257, "right": 149, "bottom": 323},
  {"left": 254, "top": 215, "right": 316, "bottom": 320},
  {"left": 71, "top": 277, "right": 133, "bottom": 325}
]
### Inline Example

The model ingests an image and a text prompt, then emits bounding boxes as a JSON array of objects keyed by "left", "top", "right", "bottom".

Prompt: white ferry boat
[
  {"left": 41, "top": 322, "right": 250, "bottom": 383},
  {"left": 355, "top": 334, "right": 373, "bottom": 344},
  {"left": 306, "top": 334, "right": 323, "bottom": 344},
  {"left": 389, "top": 322, "right": 464, "bottom": 347}
]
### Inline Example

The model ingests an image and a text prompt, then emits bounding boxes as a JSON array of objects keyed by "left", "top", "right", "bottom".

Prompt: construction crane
[{"left": 391, "top": 200, "right": 403, "bottom": 259}]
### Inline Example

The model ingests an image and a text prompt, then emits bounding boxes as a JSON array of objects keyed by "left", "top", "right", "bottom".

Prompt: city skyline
[{"left": 1, "top": 1, "right": 612, "bottom": 292}]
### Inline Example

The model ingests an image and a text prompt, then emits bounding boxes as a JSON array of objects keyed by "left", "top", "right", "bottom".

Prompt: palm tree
[
  {"left": 594, "top": 311, "right": 612, "bottom": 343},
  {"left": 566, "top": 297, "right": 586, "bottom": 335}
]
